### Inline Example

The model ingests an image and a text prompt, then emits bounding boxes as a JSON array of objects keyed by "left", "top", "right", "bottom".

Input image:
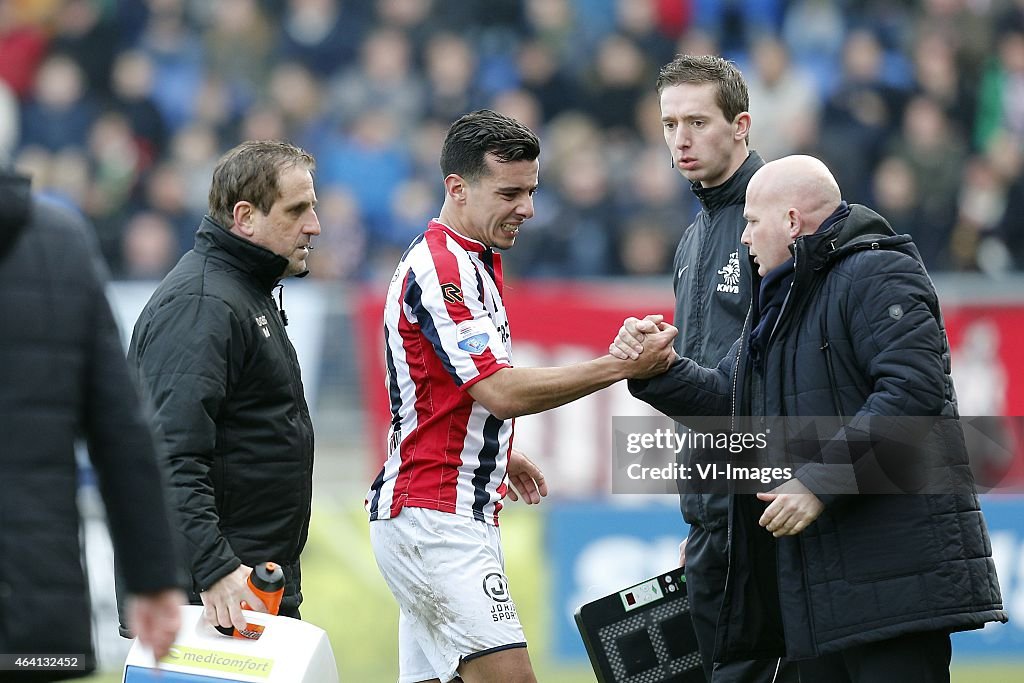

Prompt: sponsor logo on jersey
[
  {"left": 441, "top": 282, "right": 464, "bottom": 304},
  {"left": 482, "top": 572, "right": 510, "bottom": 602},
  {"left": 456, "top": 320, "right": 490, "bottom": 355}
]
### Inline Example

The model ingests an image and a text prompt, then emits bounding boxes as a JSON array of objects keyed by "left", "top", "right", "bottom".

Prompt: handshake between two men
[{"left": 608, "top": 314, "right": 825, "bottom": 540}]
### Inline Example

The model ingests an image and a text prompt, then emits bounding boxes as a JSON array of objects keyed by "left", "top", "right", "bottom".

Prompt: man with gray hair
[{"left": 129, "top": 141, "right": 320, "bottom": 636}]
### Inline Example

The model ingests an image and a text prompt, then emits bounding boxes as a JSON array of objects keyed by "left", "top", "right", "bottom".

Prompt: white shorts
[{"left": 369, "top": 506, "right": 527, "bottom": 683}]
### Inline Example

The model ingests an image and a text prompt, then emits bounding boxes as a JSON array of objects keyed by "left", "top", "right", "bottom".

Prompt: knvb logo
[
  {"left": 255, "top": 314, "right": 271, "bottom": 338},
  {"left": 717, "top": 251, "right": 741, "bottom": 294}
]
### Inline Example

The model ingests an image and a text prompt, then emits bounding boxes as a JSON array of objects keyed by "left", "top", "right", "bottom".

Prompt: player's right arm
[{"left": 466, "top": 330, "right": 677, "bottom": 420}]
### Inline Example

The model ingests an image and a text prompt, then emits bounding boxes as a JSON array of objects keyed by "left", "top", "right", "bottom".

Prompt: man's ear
[
  {"left": 233, "top": 201, "right": 256, "bottom": 236},
  {"left": 788, "top": 208, "right": 803, "bottom": 239},
  {"left": 444, "top": 174, "right": 467, "bottom": 202},
  {"left": 734, "top": 111, "right": 751, "bottom": 142}
]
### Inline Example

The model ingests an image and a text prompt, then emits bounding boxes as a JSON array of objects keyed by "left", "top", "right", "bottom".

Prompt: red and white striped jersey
[{"left": 366, "top": 220, "right": 514, "bottom": 526}]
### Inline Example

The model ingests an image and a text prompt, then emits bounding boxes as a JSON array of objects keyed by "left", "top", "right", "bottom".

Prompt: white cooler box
[{"left": 122, "top": 605, "right": 338, "bottom": 682}]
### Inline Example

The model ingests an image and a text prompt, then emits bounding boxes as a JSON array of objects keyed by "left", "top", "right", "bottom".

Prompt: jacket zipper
[
  {"left": 820, "top": 337, "right": 846, "bottom": 420},
  {"left": 729, "top": 305, "right": 753, "bottom": 432}
]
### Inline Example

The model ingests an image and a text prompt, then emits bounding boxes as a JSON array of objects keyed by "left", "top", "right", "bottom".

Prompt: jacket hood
[
  {"left": 795, "top": 203, "right": 919, "bottom": 272},
  {"left": 0, "top": 170, "right": 32, "bottom": 263},
  {"left": 194, "top": 215, "right": 293, "bottom": 292},
  {"left": 692, "top": 151, "right": 764, "bottom": 212}
]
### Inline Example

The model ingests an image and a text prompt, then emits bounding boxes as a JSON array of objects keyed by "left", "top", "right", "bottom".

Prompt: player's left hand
[
  {"left": 756, "top": 478, "right": 824, "bottom": 537},
  {"left": 506, "top": 448, "right": 548, "bottom": 505}
]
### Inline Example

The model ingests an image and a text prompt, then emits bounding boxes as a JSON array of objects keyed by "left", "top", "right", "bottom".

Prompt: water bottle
[{"left": 215, "top": 562, "right": 285, "bottom": 640}]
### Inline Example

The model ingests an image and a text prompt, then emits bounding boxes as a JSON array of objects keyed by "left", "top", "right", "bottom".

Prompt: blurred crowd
[{"left": 3, "top": 0, "right": 1024, "bottom": 281}]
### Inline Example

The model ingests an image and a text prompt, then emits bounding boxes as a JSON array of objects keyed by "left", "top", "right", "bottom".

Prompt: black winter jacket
[
  {"left": 0, "top": 171, "right": 180, "bottom": 677},
  {"left": 633, "top": 204, "right": 1006, "bottom": 660},
  {"left": 631, "top": 151, "right": 763, "bottom": 529},
  {"left": 129, "top": 217, "right": 314, "bottom": 612}
]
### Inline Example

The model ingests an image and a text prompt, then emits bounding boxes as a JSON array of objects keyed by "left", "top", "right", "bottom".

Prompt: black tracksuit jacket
[{"left": 129, "top": 217, "right": 314, "bottom": 612}]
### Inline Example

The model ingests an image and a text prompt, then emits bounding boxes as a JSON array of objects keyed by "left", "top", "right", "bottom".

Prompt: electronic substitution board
[{"left": 575, "top": 566, "right": 704, "bottom": 682}]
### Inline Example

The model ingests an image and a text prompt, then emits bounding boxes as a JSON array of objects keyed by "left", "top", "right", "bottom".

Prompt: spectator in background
[
  {"left": 328, "top": 26, "right": 425, "bottom": 128},
  {"left": 619, "top": 213, "right": 674, "bottom": 276},
  {"left": 911, "top": 30, "right": 974, "bottom": 139},
  {"left": 916, "top": 0, "right": 993, "bottom": 89},
  {"left": 692, "top": 0, "right": 784, "bottom": 57},
  {"left": 202, "top": 0, "right": 273, "bottom": 102},
  {"left": 986, "top": 134, "right": 1024, "bottom": 270},
  {"left": 524, "top": 0, "right": 579, "bottom": 65},
  {"left": 318, "top": 108, "right": 411, "bottom": 238},
  {"left": 0, "top": 2, "right": 51, "bottom": 98},
  {"left": 121, "top": 210, "right": 179, "bottom": 280},
  {"left": 138, "top": 160, "right": 204, "bottom": 256},
  {"left": 614, "top": 0, "right": 678, "bottom": 68},
  {"left": 869, "top": 155, "right": 922, "bottom": 247},
  {"left": 20, "top": 53, "right": 99, "bottom": 152},
  {"left": 489, "top": 88, "right": 544, "bottom": 136},
  {"left": 817, "top": 29, "right": 904, "bottom": 202},
  {"left": 779, "top": 0, "right": 845, "bottom": 91},
  {"left": 745, "top": 35, "right": 820, "bottom": 161},
  {"left": 266, "top": 62, "right": 333, "bottom": 151},
  {"left": 617, "top": 144, "right": 695, "bottom": 235},
  {"left": 133, "top": 0, "right": 205, "bottom": 133},
  {"left": 423, "top": 32, "right": 484, "bottom": 121},
  {"left": 109, "top": 49, "right": 169, "bottom": 163},
  {"left": 886, "top": 95, "right": 965, "bottom": 269},
  {"left": 305, "top": 186, "right": 368, "bottom": 280},
  {"left": 373, "top": 0, "right": 441, "bottom": 55},
  {"left": 50, "top": 0, "right": 118, "bottom": 96},
  {"left": 0, "top": 165, "right": 184, "bottom": 676},
  {"left": 949, "top": 154, "right": 1010, "bottom": 273},
  {"left": 276, "top": 0, "right": 366, "bottom": 78},
  {"left": 975, "top": 30, "right": 1024, "bottom": 150},
  {"left": 515, "top": 38, "right": 581, "bottom": 120},
  {"left": 583, "top": 34, "right": 652, "bottom": 135},
  {"left": 13, "top": 146, "right": 92, "bottom": 215},
  {"left": 238, "top": 104, "right": 288, "bottom": 145},
  {"left": 128, "top": 140, "right": 319, "bottom": 635},
  {"left": 166, "top": 123, "right": 220, "bottom": 213},
  {"left": 515, "top": 145, "right": 620, "bottom": 277}
]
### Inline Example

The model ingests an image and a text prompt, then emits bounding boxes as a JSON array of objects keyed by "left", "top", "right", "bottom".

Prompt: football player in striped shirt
[{"left": 366, "top": 110, "right": 678, "bottom": 683}]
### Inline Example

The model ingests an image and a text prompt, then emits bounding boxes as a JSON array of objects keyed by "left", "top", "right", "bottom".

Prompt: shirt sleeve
[{"left": 402, "top": 231, "right": 510, "bottom": 388}]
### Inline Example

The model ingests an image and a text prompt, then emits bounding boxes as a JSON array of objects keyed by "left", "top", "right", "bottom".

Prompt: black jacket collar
[
  {"left": 194, "top": 216, "right": 290, "bottom": 293},
  {"left": 692, "top": 151, "right": 764, "bottom": 212},
  {"left": 0, "top": 170, "right": 32, "bottom": 263},
  {"left": 795, "top": 203, "right": 915, "bottom": 273}
]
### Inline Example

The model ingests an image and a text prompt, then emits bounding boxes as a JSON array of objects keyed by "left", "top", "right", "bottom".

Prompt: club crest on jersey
[
  {"left": 255, "top": 314, "right": 271, "bottom": 338},
  {"left": 441, "top": 282, "right": 464, "bottom": 304},
  {"left": 456, "top": 320, "right": 490, "bottom": 355},
  {"left": 716, "top": 251, "right": 741, "bottom": 294}
]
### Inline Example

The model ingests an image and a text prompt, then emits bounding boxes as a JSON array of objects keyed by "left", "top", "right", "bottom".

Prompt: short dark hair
[
  {"left": 208, "top": 140, "right": 315, "bottom": 229},
  {"left": 439, "top": 110, "right": 540, "bottom": 181},
  {"left": 656, "top": 55, "right": 749, "bottom": 124}
]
